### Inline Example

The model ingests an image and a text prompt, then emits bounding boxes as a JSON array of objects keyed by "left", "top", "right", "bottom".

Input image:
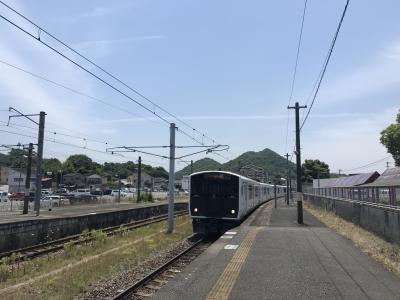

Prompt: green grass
[{"left": 0, "top": 215, "right": 192, "bottom": 300}]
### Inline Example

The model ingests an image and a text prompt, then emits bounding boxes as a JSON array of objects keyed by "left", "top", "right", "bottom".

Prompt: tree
[
  {"left": 43, "top": 158, "right": 62, "bottom": 177},
  {"left": 380, "top": 111, "right": 400, "bottom": 166},
  {"left": 302, "top": 159, "right": 330, "bottom": 183},
  {"left": 63, "top": 154, "right": 96, "bottom": 174}
]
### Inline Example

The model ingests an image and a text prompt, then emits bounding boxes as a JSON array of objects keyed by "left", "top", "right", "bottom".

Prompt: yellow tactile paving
[{"left": 205, "top": 227, "right": 260, "bottom": 300}]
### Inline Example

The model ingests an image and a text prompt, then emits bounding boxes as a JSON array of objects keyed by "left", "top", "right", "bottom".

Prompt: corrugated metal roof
[
  {"left": 362, "top": 167, "right": 400, "bottom": 187},
  {"left": 312, "top": 172, "right": 380, "bottom": 188}
]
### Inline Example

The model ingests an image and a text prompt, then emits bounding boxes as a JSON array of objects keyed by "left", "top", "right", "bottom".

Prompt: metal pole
[
  {"left": 274, "top": 183, "right": 277, "bottom": 208},
  {"left": 137, "top": 156, "right": 141, "bottom": 202},
  {"left": 34, "top": 111, "right": 45, "bottom": 216},
  {"left": 285, "top": 153, "right": 290, "bottom": 205},
  {"left": 117, "top": 174, "right": 121, "bottom": 202},
  {"left": 23, "top": 143, "right": 33, "bottom": 214},
  {"left": 167, "top": 123, "right": 176, "bottom": 233},
  {"left": 190, "top": 160, "right": 193, "bottom": 174},
  {"left": 288, "top": 102, "right": 306, "bottom": 224}
]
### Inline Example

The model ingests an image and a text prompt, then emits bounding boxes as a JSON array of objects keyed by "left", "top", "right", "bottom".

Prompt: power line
[
  {"left": 0, "top": 1, "right": 223, "bottom": 148},
  {"left": 285, "top": 0, "right": 308, "bottom": 153},
  {"left": 300, "top": 0, "right": 350, "bottom": 130},
  {"left": 342, "top": 156, "right": 391, "bottom": 173},
  {"left": 0, "top": 59, "right": 166, "bottom": 128}
]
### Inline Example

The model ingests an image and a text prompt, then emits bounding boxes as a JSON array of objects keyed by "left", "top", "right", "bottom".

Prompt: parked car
[
  {"left": 111, "top": 190, "right": 126, "bottom": 197},
  {"left": 72, "top": 189, "right": 91, "bottom": 197},
  {"left": 0, "top": 191, "right": 9, "bottom": 202},
  {"left": 9, "top": 192, "right": 25, "bottom": 200},
  {"left": 41, "top": 195, "right": 62, "bottom": 207}
]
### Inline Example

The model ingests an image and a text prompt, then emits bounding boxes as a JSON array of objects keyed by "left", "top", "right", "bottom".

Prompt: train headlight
[
  {"left": 231, "top": 209, "right": 235, "bottom": 214},
  {"left": 194, "top": 208, "right": 198, "bottom": 212}
]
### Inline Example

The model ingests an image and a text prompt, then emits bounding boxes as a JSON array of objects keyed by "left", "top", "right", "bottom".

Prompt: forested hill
[{"left": 175, "top": 148, "right": 296, "bottom": 180}]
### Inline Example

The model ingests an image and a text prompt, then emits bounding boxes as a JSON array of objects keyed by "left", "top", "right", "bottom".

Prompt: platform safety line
[{"left": 205, "top": 227, "right": 260, "bottom": 300}]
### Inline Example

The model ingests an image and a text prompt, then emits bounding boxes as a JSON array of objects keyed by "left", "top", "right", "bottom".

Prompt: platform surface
[
  {"left": 154, "top": 199, "right": 400, "bottom": 300},
  {"left": 0, "top": 200, "right": 186, "bottom": 224}
]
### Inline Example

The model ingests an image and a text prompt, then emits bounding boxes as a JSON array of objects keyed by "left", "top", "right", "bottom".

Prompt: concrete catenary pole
[
  {"left": 137, "top": 156, "right": 141, "bottom": 202},
  {"left": 23, "top": 143, "right": 33, "bottom": 214},
  {"left": 34, "top": 111, "right": 45, "bottom": 216},
  {"left": 288, "top": 102, "right": 306, "bottom": 224},
  {"left": 190, "top": 160, "right": 193, "bottom": 174},
  {"left": 167, "top": 123, "right": 176, "bottom": 233}
]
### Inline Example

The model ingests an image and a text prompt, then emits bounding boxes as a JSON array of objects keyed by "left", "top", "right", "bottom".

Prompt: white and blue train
[{"left": 189, "top": 171, "right": 286, "bottom": 234}]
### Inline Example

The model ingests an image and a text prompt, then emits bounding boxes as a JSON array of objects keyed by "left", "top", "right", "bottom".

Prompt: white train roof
[{"left": 190, "top": 170, "right": 285, "bottom": 187}]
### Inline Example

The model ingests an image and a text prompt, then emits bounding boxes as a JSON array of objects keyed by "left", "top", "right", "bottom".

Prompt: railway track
[
  {"left": 112, "top": 234, "right": 213, "bottom": 300},
  {"left": 0, "top": 210, "right": 188, "bottom": 262}
]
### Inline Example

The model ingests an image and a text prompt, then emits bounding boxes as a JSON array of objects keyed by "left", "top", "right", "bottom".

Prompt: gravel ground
[{"left": 75, "top": 237, "right": 194, "bottom": 300}]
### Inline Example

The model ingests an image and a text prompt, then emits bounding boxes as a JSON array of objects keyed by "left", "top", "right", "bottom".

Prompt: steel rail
[
  {"left": 0, "top": 210, "right": 188, "bottom": 261},
  {"left": 112, "top": 234, "right": 204, "bottom": 300}
]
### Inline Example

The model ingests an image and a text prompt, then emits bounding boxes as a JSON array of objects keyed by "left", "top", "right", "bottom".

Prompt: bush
[
  {"left": 90, "top": 229, "right": 107, "bottom": 244},
  {"left": 138, "top": 193, "right": 154, "bottom": 203},
  {"left": 0, "top": 257, "right": 9, "bottom": 282}
]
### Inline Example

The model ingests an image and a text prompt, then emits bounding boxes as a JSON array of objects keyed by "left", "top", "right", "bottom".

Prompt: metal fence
[{"left": 304, "top": 185, "right": 400, "bottom": 207}]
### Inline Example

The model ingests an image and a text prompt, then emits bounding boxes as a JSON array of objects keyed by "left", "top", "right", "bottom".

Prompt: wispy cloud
[
  {"left": 75, "top": 35, "right": 167, "bottom": 50},
  {"left": 316, "top": 39, "right": 400, "bottom": 104}
]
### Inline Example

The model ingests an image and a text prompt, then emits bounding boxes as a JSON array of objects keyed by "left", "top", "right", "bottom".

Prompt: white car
[
  {"left": 73, "top": 189, "right": 91, "bottom": 197},
  {"left": 41, "top": 195, "right": 62, "bottom": 207},
  {"left": 0, "top": 191, "right": 9, "bottom": 202},
  {"left": 111, "top": 190, "right": 126, "bottom": 197}
]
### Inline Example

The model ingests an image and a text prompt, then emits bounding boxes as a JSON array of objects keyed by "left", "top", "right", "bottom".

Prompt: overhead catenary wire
[
  {"left": 300, "top": 0, "right": 350, "bottom": 130},
  {"left": 0, "top": 1, "right": 225, "bottom": 151},
  {"left": 285, "top": 0, "right": 308, "bottom": 154},
  {"left": 0, "top": 59, "right": 166, "bottom": 128}
]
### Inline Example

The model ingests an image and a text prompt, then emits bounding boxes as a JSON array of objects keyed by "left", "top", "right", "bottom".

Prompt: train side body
[{"left": 189, "top": 171, "right": 285, "bottom": 234}]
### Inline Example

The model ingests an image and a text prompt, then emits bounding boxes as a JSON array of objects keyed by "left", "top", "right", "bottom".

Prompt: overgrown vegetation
[
  {"left": 305, "top": 202, "right": 400, "bottom": 277},
  {"left": 138, "top": 192, "right": 154, "bottom": 203},
  {"left": 0, "top": 216, "right": 192, "bottom": 300}
]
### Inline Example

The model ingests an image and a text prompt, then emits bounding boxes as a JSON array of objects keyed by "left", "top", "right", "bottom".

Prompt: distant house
[
  {"left": 7, "top": 168, "right": 36, "bottom": 193},
  {"left": 128, "top": 172, "right": 152, "bottom": 188},
  {"left": 87, "top": 174, "right": 105, "bottom": 190},
  {"left": 152, "top": 177, "right": 168, "bottom": 191},
  {"left": 181, "top": 175, "right": 190, "bottom": 191},
  {"left": 63, "top": 173, "right": 86, "bottom": 188},
  {"left": 0, "top": 166, "right": 10, "bottom": 185},
  {"left": 312, "top": 172, "right": 380, "bottom": 189}
]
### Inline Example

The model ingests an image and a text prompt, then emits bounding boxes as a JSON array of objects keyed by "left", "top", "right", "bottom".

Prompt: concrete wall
[
  {"left": 304, "top": 194, "right": 400, "bottom": 244},
  {"left": 0, "top": 202, "right": 188, "bottom": 253}
]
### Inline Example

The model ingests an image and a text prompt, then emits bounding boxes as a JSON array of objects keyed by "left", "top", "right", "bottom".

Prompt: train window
[{"left": 248, "top": 185, "right": 253, "bottom": 201}]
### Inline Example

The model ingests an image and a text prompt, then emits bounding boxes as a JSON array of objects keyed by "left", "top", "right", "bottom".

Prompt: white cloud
[{"left": 302, "top": 107, "right": 397, "bottom": 174}]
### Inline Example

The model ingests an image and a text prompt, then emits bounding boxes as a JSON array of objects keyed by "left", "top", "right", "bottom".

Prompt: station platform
[
  {"left": 0, "top": 200, "right": 186, "bottom": 224},
  {"left": 154, "top": 199, "right": 400, "bottom": 300}
]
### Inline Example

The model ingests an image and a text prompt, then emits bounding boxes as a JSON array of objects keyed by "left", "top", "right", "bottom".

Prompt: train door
[{"left": 241, "top": 180, "right": 247, "bottom": 217}]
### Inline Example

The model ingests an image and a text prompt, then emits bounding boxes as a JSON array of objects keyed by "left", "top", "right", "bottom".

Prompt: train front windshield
[{"left": 190, "top": 173, "right": 239, "bottom": 218}]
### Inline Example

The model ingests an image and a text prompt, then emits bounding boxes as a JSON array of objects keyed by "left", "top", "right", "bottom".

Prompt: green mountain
[
  {"left": 175, "top": 158, "right": 222, "bottom": 179},
  {"left": 175, "top": 148, "right": 296, "bottom": 181}
]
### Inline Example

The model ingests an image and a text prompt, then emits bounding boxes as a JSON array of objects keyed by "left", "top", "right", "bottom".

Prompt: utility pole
[
  {"left": 137, "top": 156, "right": 142, "bottom": 202},
  {"left": 285, "top": 153, "right": 290, "bottom": 205},
  {"left": 190, "top": 160, "right": 193, "bottom": 174},
  {"left": 288, "top": 102, "right": 307, "bottom": 224},
  {"left": 34, "top": 111, "right": 45, "bottom": 216},
  {"left": 23, "top": 143, "right": 33, "bottom": 214},
  {"left": 117, "top": 174, "right": 121, "bottom": 202},
  {"left": 274, "top": 183, "right": 277, "bottom": 208},
  {"left": 167, "top": 123, "right": 176, "bottom": 233}
]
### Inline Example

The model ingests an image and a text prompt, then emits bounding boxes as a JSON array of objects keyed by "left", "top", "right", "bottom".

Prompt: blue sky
[{"left": 0, "top": 0, "right": 398, "bottom": 174}]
